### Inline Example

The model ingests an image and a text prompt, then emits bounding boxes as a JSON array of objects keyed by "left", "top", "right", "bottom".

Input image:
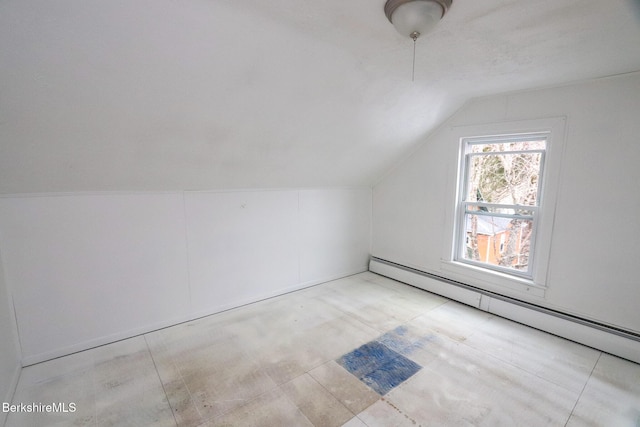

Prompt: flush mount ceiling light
[
  {"left": 384, "top": 0, "right": 452, "bottom": 41},
  {"left": 384, "top": 0, "right": 452, "bottom": 80}
]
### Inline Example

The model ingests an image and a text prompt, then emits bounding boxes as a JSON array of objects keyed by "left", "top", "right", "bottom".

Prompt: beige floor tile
[
  {"left": 149, "top": 336, "right": 277, "bottom": 424},
  {"left": 162, "top": 340, "right": 250, "bottom": 385},
  {"left": 463, "top": 316, "right": 600, "bottom": 393},
  {"left": 359, "top": 272, "right": 404, "bottom": 289},
  {"left": 281, "top": 373, "right": 354, "bottom": 427},
  {"left": 308, "top": 360, "right": 379, "bottom": 415},
  {"left": 16, "top": 349, "right": 95, "bottom": 389},
  {"left": 159, "top": 378, "right": 203, "bottom": 427},
  {"left": 373, "top": 324, "right": 441, "bottom": 367},
  {"left": 7, "top": 273, "right": 639, "bottom": 427},
  {"left": 257, "top": 334, "right": 327, "bottom": 385},
  {"left": 410, "top": 300, "right": 494, "bottom": 342},
  {"left": 201, "top": 388, "right": 313, "bottom": 427},
  {"left": 303, "top": 314, "right": 381, "bottom": 360},
  {"left": 7, "top": 371, "right": 96, "bottom": 427},
  {"left": 198, "top": 366, "right": 277, "bottom": 421},
  {"left": 96, "top": 395, "right": 175, "bottom": 427},
  {"left": 341, "top": 416, "right": 368, "bottom": 427},
  {"left": 93, "top": 339, "right": 161, "bottom": 408},
  {"left": 326, "top": 280, "right": 399, "bottom": 307},
  {"left": 384, "top": 291, "right": 448, "bottom": 317},
  {"left": 8, "top": 336, "right": 175, "bottom": 427},
  {"left": 147, "top": 328, "right": 278, "bottom": 425},
  {"left": 323, "top": 275, "right": 379, "bottom": 292},
  {"left": 256, "top": 314, "right": 379, "bottom": 385},
  {"left": 92, "top": 337, "right": 175, "bottom": 426},
  {"left": 380, "top": 337, "right": 578, "bottom": 426},
  {"left": 342, "top": 301, "right": 416, "bottom": 333},
  {"left": 566, "top": 353, "right": 640, "bottom": 426},
  {"left": 314, "top": 295, "right": 369, "bottom": 321},
  {"left": 238, "top": 294, "right": 345, "bottom": 334},
  {"left": 356, "top": 399, "right": 411, "bottom": 427},
  {"left": 331, "top": 285, "right": 448, "bottom": 334}
]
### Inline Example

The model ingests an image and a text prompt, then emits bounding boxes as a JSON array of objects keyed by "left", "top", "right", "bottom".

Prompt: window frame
[
  {"left": 441, "top": 117, "right": 567, "bottom": 297},
  {"left": 454, "top": 133, "right": 548, "bottom": 279}
]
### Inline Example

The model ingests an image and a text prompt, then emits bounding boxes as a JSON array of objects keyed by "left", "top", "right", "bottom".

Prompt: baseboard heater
[{"left": 369, "top": 257, "right": 640, "bottom": 365}]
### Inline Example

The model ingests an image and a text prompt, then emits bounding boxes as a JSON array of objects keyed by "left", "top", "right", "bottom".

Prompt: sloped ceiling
[{"left": 1, "top": 0, "right": 639, "bottom": 193}]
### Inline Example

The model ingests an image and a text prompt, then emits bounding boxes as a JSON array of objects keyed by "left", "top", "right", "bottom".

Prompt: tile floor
[{"left": 6, "top": 272, "right": 640, "bottom": 426}]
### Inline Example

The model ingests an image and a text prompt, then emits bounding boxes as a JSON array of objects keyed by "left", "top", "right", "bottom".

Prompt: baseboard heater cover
[{"left": 369, "top": 257, "right": 640, "bottom": 365}]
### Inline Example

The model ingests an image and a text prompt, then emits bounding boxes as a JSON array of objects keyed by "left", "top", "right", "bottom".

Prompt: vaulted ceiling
[{"left": 1, "top": 0, "right": 639, "bottom": 193}]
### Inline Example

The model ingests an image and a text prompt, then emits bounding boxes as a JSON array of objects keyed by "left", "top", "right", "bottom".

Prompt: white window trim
[{"left": 441, "top": 117, "right": 567, "bottom": 298}]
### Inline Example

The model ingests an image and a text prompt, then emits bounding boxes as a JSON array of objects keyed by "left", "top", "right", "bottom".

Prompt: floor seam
[
  {"left": 92, "top": 356, "right": 97, "bottom": 427},
  {"left": 455, "top": 332, "right": 598, "bottom": 396},
  {"left": 203, "top": 379, "right": 287, "bottom": 425},
  {"left": 305, "top": 373, "right": 359, "bottom": 422},
  {"left": 337, "top": 307, "right": 389, "bottom": 336},
  {"left": 277, "top": 382, "right": 318, "bottom": 427},
  {"left": 306, "top": 362, "right": 381, "bottom": 418},
  {"left": 563, "top": 351, "right": 602, "bottom": 427},
  {"left": 144, "top": 335, "right": 179, "bottom": 427}
]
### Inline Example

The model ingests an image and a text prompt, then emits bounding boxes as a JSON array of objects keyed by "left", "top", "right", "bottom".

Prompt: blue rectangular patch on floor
[{"left": 337, "top": 341, "right": 421, "bottom": 395}]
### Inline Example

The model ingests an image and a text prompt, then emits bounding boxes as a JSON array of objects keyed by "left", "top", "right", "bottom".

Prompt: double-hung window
[{"left": 455, "top": 133, "right": 547, "bottom": 279}]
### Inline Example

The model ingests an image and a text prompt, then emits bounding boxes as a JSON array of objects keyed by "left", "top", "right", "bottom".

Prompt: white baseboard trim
[
  {"left": 21, "top": 268, "right": 368, "bottom": 367},
  {"left": 370, "top": 258, "right": 640, "bottom": 364}
]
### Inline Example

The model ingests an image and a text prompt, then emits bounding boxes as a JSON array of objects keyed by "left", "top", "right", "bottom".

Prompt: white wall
[
  {"left": 0, "top": 188, "right": 371, "bottom": 365},
  {"left": 0, "top": 250, "right": 21, "bottom": 426},
  {"left": 372, "top": 72, "right": 640, "bottom": 334}
]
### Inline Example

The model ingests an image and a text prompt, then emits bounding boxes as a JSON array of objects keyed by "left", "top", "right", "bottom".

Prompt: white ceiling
[{"left": 1, "top": 0, "right": 640, "bottom": 193}]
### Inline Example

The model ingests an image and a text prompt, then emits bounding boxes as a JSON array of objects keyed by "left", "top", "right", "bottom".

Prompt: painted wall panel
[
  {"left": 0, "top": 187, "right": 371, "bottom": 364},
  {"left": 373, "top": 134, "right": 450, "bottom": 273},
  {"left": 299, "top": 188, "right": 371, "bottom": 282},
  {"left": 184, "top": 190, "right": 300, "bottom": 315},
  {"left": 503, "top": 76, "right": 640, "bottom": 331},
  {"left": 0, "top": 251, "right": 21, "bottom": 424},
  {"left": 372, "top": 72, "right": 640, "bottom": 333},
  {"left": 0, "top": 194, "right": 191, "bottom": 363}
]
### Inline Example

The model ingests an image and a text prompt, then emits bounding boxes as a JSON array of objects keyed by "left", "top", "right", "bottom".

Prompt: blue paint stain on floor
[
  {"left": 337, "top": 340, "right": 421, "bottom": 395},
  {"left": 376, "top": 326, "right": 414, "bottom": 354},
  {"left": 376, "top": 326, "right": 435, "bottom": 357}
]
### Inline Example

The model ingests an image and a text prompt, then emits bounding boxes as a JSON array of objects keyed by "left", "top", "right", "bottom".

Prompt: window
[
  {"left": 455, "top": 133, "right": 547, "bottom": 279},
  {"left": 442, "top": 117, "right": 565, "bottom": 295}
]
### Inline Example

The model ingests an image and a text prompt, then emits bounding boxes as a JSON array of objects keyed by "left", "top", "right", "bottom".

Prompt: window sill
[{"left": 440, "top": 260, "right": 546, "bottom": 298}]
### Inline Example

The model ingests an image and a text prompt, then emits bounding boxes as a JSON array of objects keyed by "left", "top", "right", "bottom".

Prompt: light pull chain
[{"left": 410, "top": 31, "right": 420, "bottom": 82}]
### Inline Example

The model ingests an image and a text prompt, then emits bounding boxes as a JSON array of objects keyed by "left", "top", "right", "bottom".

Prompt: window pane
[
  {"left": 465, "top": 205, "right": 535, "bottom": 217},
  {"left": 463, "top": 214, "right": 533, "bottom": 273},
  {"left": 470, "top": 139, "right": 546, "bottom": 153},
  {"left": 466, "top": 152, "right": 542, "bottom": 206}
]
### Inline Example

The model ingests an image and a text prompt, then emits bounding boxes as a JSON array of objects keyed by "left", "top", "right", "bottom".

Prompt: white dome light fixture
[
  {"left": 384, "top": 0, "right": 452, "bottom": 80},
  {"left": 384, "top": 0, "right": 452, "bottom": 41}
]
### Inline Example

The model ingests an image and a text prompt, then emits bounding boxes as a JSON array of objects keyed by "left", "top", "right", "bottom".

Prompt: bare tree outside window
[{"left": 457, "top": 136, "right": 546, "bottom": 277}]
